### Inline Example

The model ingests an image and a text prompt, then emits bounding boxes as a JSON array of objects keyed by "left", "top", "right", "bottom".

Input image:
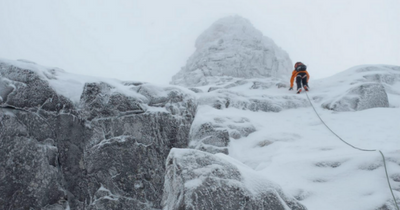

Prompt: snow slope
[{"left": 192, "top": 65, "right": 400, "bottom": 210}]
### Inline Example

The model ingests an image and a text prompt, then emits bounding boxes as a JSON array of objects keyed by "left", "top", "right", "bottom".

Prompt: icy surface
[{"left": 171, "top": 16, "right": 292, "bottom": 87}]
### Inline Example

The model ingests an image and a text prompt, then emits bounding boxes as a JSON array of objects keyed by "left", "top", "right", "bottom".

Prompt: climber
[{"left": 289, "top": 62, "right": 310, "bottom": 94}]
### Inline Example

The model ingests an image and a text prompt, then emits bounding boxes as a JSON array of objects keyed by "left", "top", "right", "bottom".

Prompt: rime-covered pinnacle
[{"left": 171, "top": 15, "right": 292, "bottom": 87}]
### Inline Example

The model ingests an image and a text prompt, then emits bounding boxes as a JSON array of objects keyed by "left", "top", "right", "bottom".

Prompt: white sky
[{"left": 0, "top": 0, "right": 399, "bottom": 85}]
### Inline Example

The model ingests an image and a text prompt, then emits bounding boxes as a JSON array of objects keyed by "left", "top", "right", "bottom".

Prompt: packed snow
[{"left": 191, "top": 65, "right": 400, "bottom": 210}]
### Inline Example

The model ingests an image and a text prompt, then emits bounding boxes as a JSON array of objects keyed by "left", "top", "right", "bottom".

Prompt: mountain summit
[{"left": 171, "top": 16, "right": 292, "bottom": 87}]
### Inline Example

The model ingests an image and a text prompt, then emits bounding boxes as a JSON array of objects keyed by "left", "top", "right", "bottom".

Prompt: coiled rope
[{"left": 304, "top": 91, "right": 399, "bottom": 210}]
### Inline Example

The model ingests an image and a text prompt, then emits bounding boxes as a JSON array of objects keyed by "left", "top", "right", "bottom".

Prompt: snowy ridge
[
  {"left": 180, "top": 64, "right": 400, "bottom": 210},
  {"left": 0, "top": 58, "right": 197, "bottom": 117},
  {"left": 0, "top": 58, "right": 145, "bottom": 104}
]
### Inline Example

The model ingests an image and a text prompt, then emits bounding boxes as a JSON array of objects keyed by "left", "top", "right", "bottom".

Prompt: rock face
[
  {"left": 0, "top": 59, "right": 196, "bottom": 210},
  {"left": 0, "top": 61, "right": 75, "bottom": 113},
  {"left": 162, "top": 149, "right": 307, "bottom": 210},
  {"left": 171, "top": 16, "right": 292, "bottom": 87}
]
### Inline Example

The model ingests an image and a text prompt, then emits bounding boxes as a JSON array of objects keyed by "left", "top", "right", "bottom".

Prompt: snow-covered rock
[
  {"left": 80, "top": 82, "right": 145, "bottom": 120},
  {"left": 162, "top": 148, "right": 307, "bottom": 210},
  {"left": 188, "top": 105, "right": 257, "bottom": 155},
  {"left": 171, "top": 15, "right": 292, "bottom": 87},
  {"left": 317, "top": 64, "right": 400, "bottom": 111},
  {"left": 188, "top": 122, "right": 230, "bottom": 154},
  {"left": 0, "top": 58, "right": 197, "bottom": 210},
  {"left": 322, "top": 83, "right": 389, "bottom": 111},
  {"left": 0, "top": 61, "right": 76, "bottom": 114}
]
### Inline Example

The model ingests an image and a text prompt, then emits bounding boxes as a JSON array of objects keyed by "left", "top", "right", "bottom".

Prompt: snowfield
[{"left": 192, "top": 65, "right": 400, "bottom": 210}]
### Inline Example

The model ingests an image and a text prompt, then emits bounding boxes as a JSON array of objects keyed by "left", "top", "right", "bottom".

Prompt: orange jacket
[{"left": 290, "top": 70, "right": 310, "bottom": 88}]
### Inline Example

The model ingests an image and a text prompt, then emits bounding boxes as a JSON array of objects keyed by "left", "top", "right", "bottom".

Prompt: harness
[{"left": 296, "top": 71, "right": 308, "bottom": 79}]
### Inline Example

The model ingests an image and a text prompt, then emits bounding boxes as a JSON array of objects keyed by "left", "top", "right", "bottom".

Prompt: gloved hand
[{"left": 289, "top": 87, "right": 293, "bottom": 90}]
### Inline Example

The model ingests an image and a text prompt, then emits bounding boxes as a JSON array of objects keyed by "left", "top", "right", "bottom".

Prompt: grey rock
[
  {"left": 323, "top": 83, "right": 389, "bottom": 111},
  {"left": 391, "top": 173, "right": 400, "bottom": 182},
  {"left": 85, "top": 110, "right": 193, "bottom": 210},
  {"left": 188, "top": 122, "right": 230, "bottom": 154},
  {"left": 0, "top": 59, "right": 197, "bottom": 210},
  {"left": 207, "top": 87, "right": 222, "bottom": 92},
  {"left": 0, "top": 62, "right": 75, "bottom": 114},
  {"left": 79, "top": 82, "right": 145, "bottom": 120},
  {"left": 0, "top": 110, "right": 67, "bottom": 210},
  {"left": 162, "top": 149, "right": 307, "bottom": 210},
  {"left": 376, "top": 199, "right": 400, "bottom": 210},
  {"left": 137, "top": 84, "right": 197, "bottom": 118}
]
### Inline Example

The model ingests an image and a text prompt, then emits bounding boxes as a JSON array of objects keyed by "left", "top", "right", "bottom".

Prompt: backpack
[{"left": 296, "top": 64, "right": 307, "bottom": 72}]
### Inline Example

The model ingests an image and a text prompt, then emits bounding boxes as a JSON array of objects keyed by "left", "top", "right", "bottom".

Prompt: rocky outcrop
[
  {"left": 0, "top": 59, "right": 197, "bottom": 210},
  {"left": 171, "top": 16, "right": 292, "bottom": 87},
  {"left": 188, "top": 112, "right": 256, "bottom": 155},
  {"left": 0, "top": 61, "right": 75, "bottom": 114},
  {"left": 199, "top": 85, "right": 309, "bottom": 112},
  {"left": 188, "top": 122, "right": 230, "bottom": 154},
  {"left": 322, "top": 83, "right": 389, "bottom": 111},
  {"left": 319, "top": 65, "right": 400, "bottom": 112},
  {"left": 83, "top": 92, "right": 195, "bottom": 209},
  {"left": 162, "top": 149, "right": 307, "bottom": 210},
  {"left": 79, "top": 82, "right": 145, "bottom": 120}
]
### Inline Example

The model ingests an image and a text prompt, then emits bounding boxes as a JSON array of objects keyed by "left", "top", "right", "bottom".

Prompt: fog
[{"left": 1, "top": 0, "right": 399, "bottom": 84}]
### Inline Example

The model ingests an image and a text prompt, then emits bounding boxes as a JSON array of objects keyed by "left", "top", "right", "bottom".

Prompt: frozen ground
[{"left": 194, "top": 67, "right": 400, "bottom": 210}]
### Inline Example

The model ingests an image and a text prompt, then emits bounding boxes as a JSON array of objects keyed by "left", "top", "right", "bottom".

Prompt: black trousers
[{"left": 296, "top": 72, "right": 308, "bottom": 90}]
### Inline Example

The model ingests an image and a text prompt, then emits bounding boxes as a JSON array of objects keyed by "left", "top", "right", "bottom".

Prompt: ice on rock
[{"left": 171, "top": 15, "right": 292, "bottom": 87}]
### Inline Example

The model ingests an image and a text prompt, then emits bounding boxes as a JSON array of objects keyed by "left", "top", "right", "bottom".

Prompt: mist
[{"left": 0, "top": 0, "right": 399, "bottom": 84}]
